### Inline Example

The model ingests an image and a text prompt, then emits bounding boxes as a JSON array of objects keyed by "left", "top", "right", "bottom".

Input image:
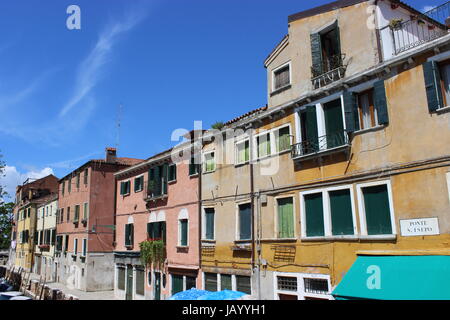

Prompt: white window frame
[
  {"left": 235, "top": 201, "right": 252, "bottom": 241},
  {"left": 273, "top": 272, "right": 333, "bottom": 300},
  {"left": 83, "top": 202, "right": 89, "bottom": 220},
  {"left": 122, "top": 180, "right": 131, "bottom": 196},
  {"left": 235, "top": 138, "right": 250, "bottom": 166},
  {"left": 202, "top": 150, "right": 216, "bottom": 174},
  {"left": 134, "top": 175, "right": 144, "bottom": 192},
  {"left": 178, "top": 209, "right": 189, "bottom": 247},
  {"left": 274, "top": 195, "right": 297, "bottom": 240},
  {"left": 81, "top": 238, "right": 87, "bottom": 257},
  {"left": 356, "top": 179, "right": 397, "bottom": 239},
  {"left": 271, "top": 61, "right": 292, "bottom": 93},
  {"left": 299, "top": 184, "right": 358, "bottom": 240},
  {"left": 272, "top": 123, "right": 292, "bottom": 154},
  {"left": 202, "top": 206, "right": 216, "bottom": 241},
  {"left": 202, "top": 272, "right": 251, "bottom": 293},
  {"left": 253, "top": 131, "right": 272, "bottom": 160}
]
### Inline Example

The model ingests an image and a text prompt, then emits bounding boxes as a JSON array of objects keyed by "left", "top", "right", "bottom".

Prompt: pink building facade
[
  {"left": 55, "top": 148, "right": 143, "bottom": 291},
  {"left": 114, "top": 145, "right": 201, "bottom": 300}
]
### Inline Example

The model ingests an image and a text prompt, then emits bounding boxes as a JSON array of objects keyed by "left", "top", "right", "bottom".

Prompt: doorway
[
  {"left": 154, "top": 272, "right": 161, "bottom": 300},
  {"left": 125, "top": 265, "right": 133, "bottom": 300}
]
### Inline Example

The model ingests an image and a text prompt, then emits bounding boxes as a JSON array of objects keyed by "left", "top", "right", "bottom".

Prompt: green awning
[{"left": 332, "top": 255, "right": 450, "bottom": 300}]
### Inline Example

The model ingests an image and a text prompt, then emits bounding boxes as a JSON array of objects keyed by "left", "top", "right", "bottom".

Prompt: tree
[
  {"left": 0, "top": 202, "right": 14, "bottom": 250},
  {"left": 211, "top": 122, "right": 225, "bottom": 130}
]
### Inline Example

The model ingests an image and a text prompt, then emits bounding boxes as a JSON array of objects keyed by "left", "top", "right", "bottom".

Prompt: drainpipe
[
  {"left": 197, "top": 140, "right": 203, "bottom": 284},
  {"left": 248, "top": 122, "right": 257, "bottom": 294}
]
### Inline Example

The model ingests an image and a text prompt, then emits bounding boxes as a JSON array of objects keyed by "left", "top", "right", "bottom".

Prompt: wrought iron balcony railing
[
  {"left": 143, "top": 181, "right": 168, "bottom": 201},
  {"left": 311, "top": 53, "right": 347, "bottom": 89},
  {"left": 383, "top": 1, "right": 449, "bottom": 56},
  {"left": 291, "top": 131, "right": 349, "bottom": 160}
]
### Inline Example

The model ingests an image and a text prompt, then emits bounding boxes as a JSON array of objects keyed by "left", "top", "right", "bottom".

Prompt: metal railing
[
  {"left": 311, "top": 53, "right": 347, "bottom": 89},
  {"left": 291, "top": 131, "right": 349, "bottom": 159},
  {"left": 386, "top": 1, "right": 449, "bottom": 55},
  {"left": 143, "top": 181, "right": 167, "bottom": 201}
]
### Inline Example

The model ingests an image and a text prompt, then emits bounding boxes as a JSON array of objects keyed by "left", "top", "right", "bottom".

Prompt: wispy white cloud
[
  {"left": 59, "top": 8, "right": 148, "bottom": 117},
  {"left": 1, "top": 165, "right": 54, "bottom": 199},
  {"left": 48, "top": 151, "right": 103, "bottom": 169},
  {"left": 422, "top": 5, "right": 436, "bottom": 13}
]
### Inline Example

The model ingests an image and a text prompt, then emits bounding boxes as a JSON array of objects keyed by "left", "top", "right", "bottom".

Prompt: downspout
[
  {"left": 248, "top": 123, "right": 257, "bottom": 293},
  {"left": 197, "top": 140, "right": 203, "bottom": 284}
]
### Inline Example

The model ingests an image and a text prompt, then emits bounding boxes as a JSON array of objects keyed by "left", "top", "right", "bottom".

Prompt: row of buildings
[{"left": 8, "top": 0, "right": 450, "bottom": 300}]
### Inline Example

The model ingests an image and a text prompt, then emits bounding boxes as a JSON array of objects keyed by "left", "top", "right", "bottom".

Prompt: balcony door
[{"left": 323, "top": 99, "right": 344, "bottom": 149}]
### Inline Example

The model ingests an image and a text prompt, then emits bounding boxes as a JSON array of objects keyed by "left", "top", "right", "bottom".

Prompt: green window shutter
[
  {"left": 236, "top": 275, "right": 252, "bottom": 294},
  {"left": 220, "top": 274, "right": 232, "bottom": 290},
  {"left": 162, "top": 164, "right": 168, "bottom": 195},
  {"left": 168, "top": 164, "right": 177, "bottom": 181},
  {"left": 161, "top": 222, "right": 166, "bottom": 244},
  {"left": 125, "top": 224, "right": 129, "bottom": 245},
  {"left": 239, "top": 204, "right": 252, "bottom": 240},
  {"left": 373, "top": 80, "right": 389, "bottom": 125},
  {"left": 130, "top": 224, "right": 134, "bottom": 245},
  {"left": 304, "top": 193, "right": 325, "bottom": 237},
  {"left": 204, "top": 273, "right": 218, "bottom": 291},
  {"left": 134, "top": 177, "right": 140, "bottom": 192},
  {"left": 154, "top": 222, "right": 161, "bottom": 239},
  {"left": 147, "top": 223, "right": 153, "bottom": 239},
  {"left": 276, "top": 127, "right": 291, "bottom": 152},
  {"left": 205, "top": 208, "right": 215, "bottom": 240},
  {"left": 305, "top": 105, "right": 319, "bottom": 152},
  {"left": 180, "top": 219, "right": 188, "bottom": 246},
  {"left": 310, "top": 33, "right": 323, "bottom": 76},
  {"left": 329, "top": 189, "right": 354, "bottom": 235},
  {"left": 343, "top": 91, "right": 360, "bottom": 133},
  {"left": 423, "top": 61, "right": 444, "bottom": 112},
  {"left": 171, "top": 275, "right": 184, "bottom": 295},
  {"left": 120, "top": 182, "right": 124, "bottom": 195},
  {"left": 153, "top": 166, "right": 162, "bottom": 197},
  {"left": 363, "top": 185, "right": 392, "bottom": 235},
  {"left": 278, "top": 198, "right": 294, "bottom": 238}
]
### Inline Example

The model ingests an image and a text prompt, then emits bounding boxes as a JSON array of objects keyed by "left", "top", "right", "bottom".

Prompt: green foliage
[
  {"left": 0, "top": 202, "right": 14, "bottom": 249},
  {"left": 211, "top": 122, "right": 225, "bottom": 130},
  {"left": 139, "top": 240, "right": 166, "bottom": 269}
]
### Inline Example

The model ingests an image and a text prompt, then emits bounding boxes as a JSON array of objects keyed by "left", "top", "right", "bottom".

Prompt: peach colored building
[
  {"left": 55, "top": 148, "right": 143, "bottom": 291},
  {"left": 114, "top": 141, "right": 201, "bottom": 300}
]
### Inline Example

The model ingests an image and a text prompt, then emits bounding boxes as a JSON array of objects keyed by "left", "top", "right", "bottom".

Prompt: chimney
[{"left": 105, "top": 147, "right": 117, "bottom": 163}]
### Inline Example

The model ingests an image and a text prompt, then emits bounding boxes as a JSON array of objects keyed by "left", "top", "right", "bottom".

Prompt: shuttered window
[
  {"left": 220, "top": 274, "right": 232, "bottom": 290},
  {"left": 204, "top": 273, "right": 218, "bottom": 292},
  {"left": 118, "top": 267, "right": 125, "bottom": 290},
  {"left": 423, "top": 60, "right": 445, "bottom": 112},
  {"left": 203, "top": 152, "right": 215, "bottom": 173},
  {"left": 189, "top": 156, "right": 199, "bottom": 176},
  {"left": 136, "top": 268, "right": 145, "bottom": 296},
  {"left": 120, "top": 181, "right": 130, "bottom": 196},
  {"left": 257, "top": 133, "right": 271, "bottom": 158},
  {"left": 83, "top": 203, "right": 88, "bottom": 220},
  {"left": 147, "top": 222, "right": 166, "bottom": 243},
  {"left": 343, "top": 91, "right": 360, "bottom": 133},
  {"left": 125, "top": 223, "right": 134, "bottom": 246},
  {"left": 171, "top": 274, "right": 184, "bottom": 295},
  {"left": 439, "top": 60, "right": 450, "bottom": 106},
  {"left": 204, "top": 208, "right": 215, "bottom": 240},
  {"left": 84, "top": 168, "right": 88, "bottom": 185},
  {"left": 74, "top": 205, "right": 80, "bottom": 222},
  {"left": 329, "top": 189, "right": 354, "bottom": 235},
  {"left": 134, "top": 176, "right": 143, "bottom": 192},
  {"left": 179, "top": 219, "right": 188, "bottom": 246},
  {"left": 275, "top": 126, "right": 291, "bottom": 153},
  {"left": 362, "top": 184, "right": 392, "bottom": 235},
  {"left": 277, "top": 198, "right": 294, "bottom": 238},
  {"left": 373, "top": 80, "right": 389, "bottom": 125},
  {"left": 236, "top": 276, "right": 251, "bottom": 294},
  {"left": 273, "top": 64, "right": 290, "bottom": 90},
  {"left": 186, "top": 276, "right": 196, "bottom": 290},
  {"left": 168, "top": 164, "right": 177, "bottom": 182},
  {"left": 236, "top": 140, "right": 250, "bottom": 165},
  {"left": 304, "top": 193, "right": 324, "bottom": 237},
  {"left": 82, "top": 238, "right": 87, "bottom": 256},
  {"left": 238, "top": 203, "right": 252, "bottom": 240},
  {"left": 148, "top": 165, "right": 168, "bottom": 197},
  {"left": 356, "top": 89, "right": 378, "bottom": 130}
]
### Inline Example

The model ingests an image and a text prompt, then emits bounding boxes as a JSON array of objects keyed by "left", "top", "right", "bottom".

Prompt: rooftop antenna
[{"left": 116, "top": 103, "right": 123, "bottom": 152}]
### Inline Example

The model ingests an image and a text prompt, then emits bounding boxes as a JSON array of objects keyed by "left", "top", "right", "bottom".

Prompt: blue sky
[{"left": 0, "top": 0, "right": 438, "bottom": 199}]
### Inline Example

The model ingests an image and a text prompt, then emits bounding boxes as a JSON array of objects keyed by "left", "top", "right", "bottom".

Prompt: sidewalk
[{"left": 29, "top": 274, "right": 118, "bottom": 300}]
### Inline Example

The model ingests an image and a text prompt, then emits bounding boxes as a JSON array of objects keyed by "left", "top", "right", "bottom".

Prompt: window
[
  {"left": 147, "top": 222, "right": 166, "bottom": 243},
  {"left": 304, "top": 278, "right": 329, "bottom": 294},
  {"left": 358, "top": 182, "right": 394, "bottom": 236},
  {"left": 84, "top": 168, "right": 88, "bottom": 185},
  {"left": 277, "top": 198, "right": 294, "bottom": 238},
  {"left": 120, "top": 181, "right": 131, "bottom": 196},
  {"left": 273, "top": 62, "right": 291, "bottom": 91},
  {"left": 235, "top": 140, "right": 250, "bottom": 165},
  {"left": 76, "top": 174, "right": 80, "bottom": 189},
  {"left": 64, "top": 235, "right": 69, "bottom": 253},
  {"left": 81, "top": 238, "right": 87, "bottom": 257},
  {"left": 148, "top": 165, "right": 168, "bottom": 198},
  {"left": 439, "top": 60, "right": 450, "bottom": 106},
  {"left": 168, "top": 164, "right": 177, "bottom": 182},
  {"left": 238, "top": 203, "right": 252, "bottom": 240},
  {"left": 68, "top": 178, "right": 72, "bottom": 193},
  {"left": 186, "top": 276, "right": 196, "bottom": 290},
  {"left": 83, "top": 203, "right": 89, "bottom": 220},
  {"left": 220, "top": 274, "right": 232, "bottom": 290},
  {"left": 172, "top": 274, "right": 184, "bottom": 295},
  {"left": 275, "top": 126, "right": 291, "bottom": 153},
  {"left": 189, "top": 156, "right": 199, "bottom": 176},
  {"left": 62, "top": 181, "right": 65, "bottom": 196},
  {"left": 66, "top": 207, "right": 70, "bottom": 222},
  {"left": 423, "top": 59, "right": 450, "bottom": 112},
  {"left": 56, "top": 236, "right": 63, "bottom": 251},
  {"left": 125, "top": 223, "right": 134, "bottom": 247},
  {"left": 357, "top": 89, "right": 378, "bottom": 130},
  {"left": 118, "top": 267, "right": 125, "bottom": 290},
  {"left": 203, "top": 151, "right": 215, "bottom": 173},
  {"left": 136, "top": 268, "right": 145, "bottom": 296},
  {"left": 204, "top": 208, "right": 215, "bottom": 240},
  {"left": 73, "top": 238, "right": 78, "bottom": 254},
  {"left": 256, "top": 133, "right": 271, "bottom": 159},
  {"left": 51, "top": 229, "right": 56, "bottom": 246},
  {"left": 204, "top": 273, "right": 218, "bottom": 291},
  {"left": 179, "top": 219, "right": 188, "bottom": 246},
  {"left": 134, "top": 176, "right": 143, "bottom": 193},
  {"left": 60, "top": 208, "right": 64, "bottom": 223},
  {"left": 301, "top": 186, "right": 355, "bottom": 238},
  {"left": 277, "top": 276, "right": 297, "bottom": 292},
  {"left": 74, "top": 205, "right": 80, "bottom": 223},
  {"left": 236, "top": 276, "right": 251, "bottom": 294}
]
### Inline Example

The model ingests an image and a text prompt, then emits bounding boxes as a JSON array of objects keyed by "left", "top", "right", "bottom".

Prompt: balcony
[
  {"left": 143, "top": 181, "right": 167, "bottom": 202},
  {"left": 38, "top": 244, "right": 50, "bottom": 251},
  {"left": 291, "top": 131, "right": 350, "bottom": 161},
  {"left": 381, "top": 2, "right": 449, "bottom": 57},
  {"left": 311, "top": 54, "right": 347, "bottom": 89}
]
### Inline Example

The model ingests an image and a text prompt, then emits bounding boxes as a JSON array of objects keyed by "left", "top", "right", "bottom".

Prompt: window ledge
[
  {"left": 189, "top": 173, "right": 199, "bottom": 178},
  {"left": 201, "top": 239, "right": 216, "bottom": 244},
  {"left": 359, "top": 234, "right": 397, "bottom": 241},
  {"left": 202, "top": 170, "right": 216, "bottom": 175},
  {"left": 234, "top": 161, "right": 250, "bottom": 168},
  {"left": 436, "top": 106, "right": 450, "bottom": 114},
  {"left": 353, "top": 125, "right": 386, "bottom": 135},
  {"left": 301, "top": 235, "right": 360, "bottom": 242},
  {"left": 260, "top": 238, "right": 297, "bottom": 242},
  {"left": 168, "top": 180, "right": 177, "bottom": 185},
  {"left": 270, "top": 84, "right": 292, "bottom": 97}
]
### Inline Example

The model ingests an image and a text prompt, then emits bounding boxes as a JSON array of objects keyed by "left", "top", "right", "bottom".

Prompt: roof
[
  {"left": 224, "top": 105, "right": 268, "bottom": 126},
  {"left": 288, "top": 0, "right": 367, "bottom": 23}
]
